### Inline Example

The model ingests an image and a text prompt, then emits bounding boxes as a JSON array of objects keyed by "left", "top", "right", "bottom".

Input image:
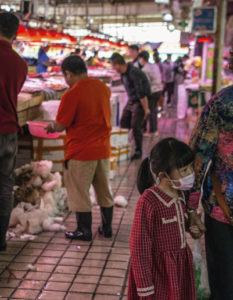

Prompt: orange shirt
[{"left": 56, "top": 77, "right": 111, "bottom": 161}]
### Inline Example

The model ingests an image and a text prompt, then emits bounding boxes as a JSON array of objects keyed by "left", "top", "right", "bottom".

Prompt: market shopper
[
  {"left": 163, "top": 54, "right": 175, "bottom": 107},
  {"left": 110, "top": 53, "right": 151, "bottom": 160},
  {"left": 129, "top": 44, "right": 142, "bottom": 68},
  {"left": 188, "top": 80, "right": 233, "bottom": 299},
  {"left": 138, "top": 50, "right": 163, "bottom": 135},
  {"left": 46, "top": 56, "right": 114, "bottom": 241},
  {"left": 128, "top": 138, "right": 198, "bottom": 300},
  {"left": 173, "top": 55, "right": 188, "bottom": 106},
  {"left": 153, "top": 49, "right": 164, "bottom": 77},
  {"left": 0, "top": 12, "right": 27, "bottom": 251}
]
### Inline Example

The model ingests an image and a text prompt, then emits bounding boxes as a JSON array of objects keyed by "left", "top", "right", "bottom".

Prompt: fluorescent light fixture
[{"left": 155, "top": 0, "right": 169, "bottom": 3}]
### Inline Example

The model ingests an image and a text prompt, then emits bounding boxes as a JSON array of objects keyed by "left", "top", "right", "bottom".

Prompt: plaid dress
[{"left": 128, "top": 186, "right": 196, "bottom": 300}]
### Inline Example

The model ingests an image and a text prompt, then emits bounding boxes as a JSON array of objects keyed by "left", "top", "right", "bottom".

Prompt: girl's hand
[
  {"left": 188, "top": 210, "right": 206, "bottom": 233},
  {"left": 189, "top": 225, "right": 202, "bottom": 239}
]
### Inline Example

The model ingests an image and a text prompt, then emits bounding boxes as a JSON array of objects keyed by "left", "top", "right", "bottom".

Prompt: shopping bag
[
  {"left": 177, "top": 84, "right": 188, "bottom": 119},
  {"left": 193, "top": 239, "right": 210, "bottom": 300}
]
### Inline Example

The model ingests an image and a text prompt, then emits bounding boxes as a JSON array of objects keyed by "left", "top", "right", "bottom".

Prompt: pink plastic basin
[{"left": 27, "top": 121, "right": 60, "bottom": 138}]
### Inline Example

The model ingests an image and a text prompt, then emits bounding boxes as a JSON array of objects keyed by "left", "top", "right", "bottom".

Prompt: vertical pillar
[
  {"left": 44, "top": 0, "right": 49, "bottom": 20},
  {"left": 212, "top": 0, "right": 227, "bottom": 95}
]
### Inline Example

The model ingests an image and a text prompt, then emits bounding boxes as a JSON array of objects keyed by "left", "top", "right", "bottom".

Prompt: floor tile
[
  {"left": 25, "top": 272, "right": 51, "bottom": 281},
  {"left": 74, "top": 275, "right": 99, "bottom": 284},
  {"left": 70, "top": 283, "right": 96, "bottom": 293},
  {"left": 59, "top": 258, "right": 82, "bottom": 266},
  {"left": 103, "top": 268, "right": 126, "bottom": 278},
  {"left": 106, "top": 261, "right": 129, "bottom": 270},
  {"left": 82, "top": 259, "right": 105, "bottom": 268},
  {"left": 65, "top": 292, "right": 93, "bottom": 300},
  {"left": 54, "top": 265, "right": 78, "bottom": 274},
  {"left": 63, "top": 251, "right": 86, "bottom": 259},
  {"left": 38, "top": 291, "right": 66, "bottom": 300},
  {"left": 19, "top": 280, "right": 45, "bottom": 290},
  {"left": 96, "top": 284, "right": 122, "bottom": 295},
  {"left": 11, "top": 289, "right": 40, "bottom": 299},
  {"left": 50, "top": 273, "right": 75, "bottom": 282},
  {"left": 100, "top": 276, "right": 125, "bottom": 286},
  {"left": 94, "top": 295, "right": 120, "bottom": 300},
  {"left": 0, "top": 278, "right": 20, "bottom": 288},
  {"left": 79, "top": 267, "right": 103, "bottom": 276},
  {"left": 44, "top": 281, "right": 70, "bottom": 291}
]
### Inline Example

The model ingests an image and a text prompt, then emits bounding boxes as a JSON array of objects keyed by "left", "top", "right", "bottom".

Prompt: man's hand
[
  {"left": 45, "top": 121, "right": 66, "bottom": 133},
  {"left": 45, "top": 122, "right": 56, "bottom": 134},
  {"left": 144, "top": 108, "right": 151, "bottom": 119},
  {"left": 188, "top": 210, "right": 206, "bottom": 239}
]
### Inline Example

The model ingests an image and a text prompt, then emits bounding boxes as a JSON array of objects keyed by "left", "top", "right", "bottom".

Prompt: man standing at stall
[
  {"left": 111, "top": 53, "right": 151, "bottom": 160},
  {"left": 0, "top": 12, "right": 28, "bottom": 251},
  {"left": 46, "top": 56, "right": 114, "bottom": 241}
]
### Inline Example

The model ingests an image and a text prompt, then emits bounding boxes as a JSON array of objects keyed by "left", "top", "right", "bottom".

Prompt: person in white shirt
[
  {"left": 139, "top": 50, "right": 163, "bottom": 135},
  {"left": 162, "top": 54, "right": 175, "bottom": 106}
]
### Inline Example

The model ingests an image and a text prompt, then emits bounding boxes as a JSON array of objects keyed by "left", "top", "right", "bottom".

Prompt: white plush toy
[
  {"left": 114, "top": 196, "right": 128, "bottom": 208},
  {"left": 32, "top": 161, "right": 52, "bottom": 179}
]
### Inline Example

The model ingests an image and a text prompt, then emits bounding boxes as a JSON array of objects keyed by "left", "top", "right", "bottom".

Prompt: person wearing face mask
[
  {"left": 128, "top": 138, "right": 201, "bottom": 300},
  {"left": 46, "top": 56, "right": 114, "bottom": 242}
]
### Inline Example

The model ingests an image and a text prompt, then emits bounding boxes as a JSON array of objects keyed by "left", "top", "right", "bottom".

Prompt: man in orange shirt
[{"left": 46, "top": 56, "right": 114, "bottom": 241}]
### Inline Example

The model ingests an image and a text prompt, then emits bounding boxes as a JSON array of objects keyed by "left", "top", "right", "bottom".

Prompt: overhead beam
[{"left": 37, "top": 2, "right": 167, "bottom": 18}]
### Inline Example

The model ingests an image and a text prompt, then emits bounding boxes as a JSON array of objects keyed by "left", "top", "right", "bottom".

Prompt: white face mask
[{"left": 167, "top": 173, "right": 195, "bottom": 191}]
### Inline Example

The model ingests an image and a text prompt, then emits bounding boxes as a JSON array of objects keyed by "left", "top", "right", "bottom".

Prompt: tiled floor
[{"left": 0, "top": 109, "right": 195, "bottom": 299}]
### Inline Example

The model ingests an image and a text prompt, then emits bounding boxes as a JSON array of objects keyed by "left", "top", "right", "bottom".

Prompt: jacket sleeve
[
  {"left": 129, "top": 195, "right": 155, "bottom": 297},
  {"left": 189, "top": 98, "right": 219, "bottom": 209},
  {"left": 130, "top": 68, "right": 148, "bottom": 100}
]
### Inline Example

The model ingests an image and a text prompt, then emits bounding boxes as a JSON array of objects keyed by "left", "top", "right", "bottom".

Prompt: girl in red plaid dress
[{"left": 128, "top": 138, "right": 200, "bottom": 300}]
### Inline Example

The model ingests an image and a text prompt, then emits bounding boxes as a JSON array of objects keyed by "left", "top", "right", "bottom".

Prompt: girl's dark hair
[{"left": 137, "top": 138, "right": 194, "bottom": 194}]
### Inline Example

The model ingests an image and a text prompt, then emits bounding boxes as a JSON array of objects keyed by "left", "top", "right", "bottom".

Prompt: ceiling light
[
  {"left": 155, "top": 0, "right": 169, "bottom": 3},
  {"left": 168, "top": 24, "right": 175, "bottom": 31},
  {"left": 162, "top": 13, "right": 173, "bottom": 22}
]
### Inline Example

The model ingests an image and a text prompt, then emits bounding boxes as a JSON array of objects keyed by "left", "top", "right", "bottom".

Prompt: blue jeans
[{"left": 0, "top": 133, "right": 17, "bottom": 217}]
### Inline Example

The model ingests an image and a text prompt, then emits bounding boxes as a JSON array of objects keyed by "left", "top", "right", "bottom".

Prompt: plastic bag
[
  {"left": 177, "top": 84, "right": 188, "bottom": 119},
  {"left": 193, "top": 239, "right": 210, "bottom": 300}
]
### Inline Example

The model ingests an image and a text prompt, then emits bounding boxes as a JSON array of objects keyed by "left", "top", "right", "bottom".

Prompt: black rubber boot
[
  {"left": 65, "top": 212, "right": 92, "bottom": 241},
  {"left": 98, "top": 206, "right": 113, "bottom": 238},
  {"left": 130, "top": 150, "right": 142, "bottom": 161},
  {"left": 0, "top": 216, "right": 10, "bottom": 251}
]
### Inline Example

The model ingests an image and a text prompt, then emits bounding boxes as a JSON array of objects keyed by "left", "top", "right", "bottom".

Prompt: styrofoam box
[{"left": 40, "top": 100, "right": 61, "bottom": 120}]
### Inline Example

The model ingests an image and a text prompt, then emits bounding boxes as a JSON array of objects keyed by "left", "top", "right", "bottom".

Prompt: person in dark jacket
[
  {"left": 111, "top": 53, "right": 151, "bottom": 160},
  {"left": 0, "top": 12, "right": 28, "bottom": 251},
  {"left": 129, "top": 44, "right": 142, "bottom": 69}
]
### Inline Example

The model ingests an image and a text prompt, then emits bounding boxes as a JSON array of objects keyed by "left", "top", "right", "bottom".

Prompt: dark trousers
[
  {"left": 164, "top": 82, "right": 174, "bottom": 104},
  {"left": 0, "top": 133, "right": 17, "bottom": 217},
  {"left": 205, "top": 214, "right": 233, "bottom": 300},
  {"left": 120, "top": 102, "right": 145, "bottom": 152},
  {"left": 147, "top": 91, "right": 161, "bottom": 133}
]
